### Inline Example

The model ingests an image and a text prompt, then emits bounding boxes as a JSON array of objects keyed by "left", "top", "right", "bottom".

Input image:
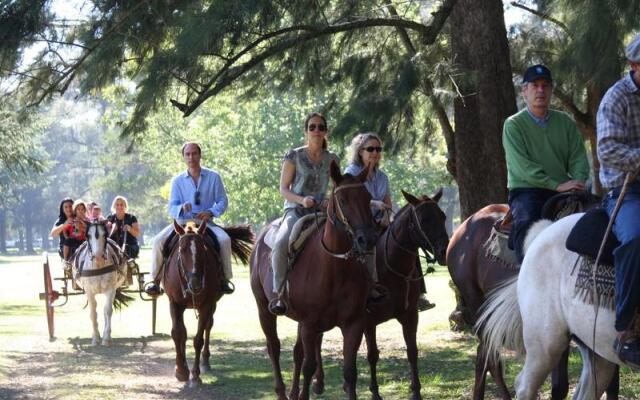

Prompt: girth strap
[{"left": 79, "top": 264, "right": 117, "bottom": 277}]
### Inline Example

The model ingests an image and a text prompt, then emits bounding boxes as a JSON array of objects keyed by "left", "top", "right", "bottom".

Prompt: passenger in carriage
[
  {"left": 106, "top": 196, "right": 140, "bottom": 259},
  {"left": 597, "top": 33, "right": 640, "bottom": 367},
  {"left": 146, "top": 142, "right": 234, "bottom": 296},
  {"left": 269, "top": 112, "right": 340, "bottom": 315},
  {"left": 89, "top": 202, "right": 107, "bottom": 223},
  {"left": 503, "top": 64, "right": 590, "bottom": 263},
  {"left": 62, "top": 199, "right": 88, "bottom": 262},
  {"left": 345, "top": 133, "right": 435, "bottom": 311},
  {"left": 50, "top": 197, "right": 74, "bottom": 259}
]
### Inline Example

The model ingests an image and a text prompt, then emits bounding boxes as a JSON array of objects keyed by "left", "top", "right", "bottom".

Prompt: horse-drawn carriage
[{"left": 39, "top": 221, "right": 158, "bottom": 341}]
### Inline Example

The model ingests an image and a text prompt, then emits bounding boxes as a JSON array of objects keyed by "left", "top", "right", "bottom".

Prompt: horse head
[
  {"left": 401, "top": 189, "right": 449, "bottom": 265},
  {"left": 173, "top": 219, "right": 208, "bottom": 295},
  {"left": 86, "top": 221, "right": 109, "bottom": 266},
  {"left": 328, "top": 161, "right": 378, "bottom": 256}
]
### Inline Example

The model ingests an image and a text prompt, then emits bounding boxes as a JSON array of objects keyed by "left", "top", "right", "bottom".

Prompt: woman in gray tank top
[{"left": 269, "top": 112, "right": 339, "bottom": 315}]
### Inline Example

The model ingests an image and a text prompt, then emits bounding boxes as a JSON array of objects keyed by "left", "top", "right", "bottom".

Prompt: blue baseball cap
[{"left": 522, "top": 64, "right": 553, "bottom": 83}]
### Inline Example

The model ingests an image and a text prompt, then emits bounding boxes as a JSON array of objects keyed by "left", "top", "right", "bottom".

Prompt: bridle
[
  {"left": 86, "top": 222, "right": 109, "bottom": 262},
  {"left": 320, "top": 182, "right": 370, "bottom": 261},
  {"left": 175, "top": 232, "right": 206, "bottom": 299},
  {"left": 382, "top": 201, "right": 440, "bottom": 309}
]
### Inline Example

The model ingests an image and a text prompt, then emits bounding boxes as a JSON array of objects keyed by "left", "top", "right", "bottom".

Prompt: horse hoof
[
  {"left": 91, "top": 337, "right": 100, "bottom": 346},
  {"left": 200, "top": 362, "right": 211, "bottom": 373},
  {"left": 312, "top": 380, "right": 324, "bottom": 394},
  {"left": 175, "top": 368, "right": 189, "bottom": 382},
  {"left": 189, "top": 377, "right": 202, "bottom": 388},
  {"left": 102, "top": 339, "right": 112, "bottom": 347}
]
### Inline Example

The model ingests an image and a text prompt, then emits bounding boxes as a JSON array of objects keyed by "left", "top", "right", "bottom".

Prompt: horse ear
[
  {"left": 173, "top": 219, "right": 185, "bottom": 235},
  {"left": 432, "top": 187, "right": 443, "bottom": 203},
  {"left": 329, "top": 160, "right": 343, "bottom": 185},
  {"left": 197, "top": 220, "right": 207, "bottom": 235},
  {"left": 355, "top": 164, "right": 368, "bottom": 183},
  {"left": 402, "top": 190, "right": 419, "bottom": 205}
]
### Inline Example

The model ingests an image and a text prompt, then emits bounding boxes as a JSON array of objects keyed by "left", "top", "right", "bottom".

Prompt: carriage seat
[
  {"left": 566, "top": 208, "right": 619, "bottom": 266},
  {"left": 263, "top": 213, "right": 327, "bottom": 254}
]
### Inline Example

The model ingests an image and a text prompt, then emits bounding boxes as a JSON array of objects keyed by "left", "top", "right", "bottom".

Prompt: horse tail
[
  {"left": 475, "top": 275, "right": 524, "bottom": 363},
  {"left": 112, "top": 289, "right": 134, "bottom": 311},
  {"left": 224, "top": 224, "right": 255, "bottom": 266},
  {"left": 523, "top": 219, "right": 553, "bottom": 257}
]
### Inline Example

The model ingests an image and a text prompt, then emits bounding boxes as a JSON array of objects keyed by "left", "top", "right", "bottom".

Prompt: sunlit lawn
[{"left": 0, "top": 250, "right": 638, "bottom": 399}]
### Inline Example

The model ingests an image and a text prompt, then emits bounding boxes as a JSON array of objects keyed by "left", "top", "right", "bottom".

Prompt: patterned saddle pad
[{"left": 573, "top": 256, "right": 615, "bottom": 310}]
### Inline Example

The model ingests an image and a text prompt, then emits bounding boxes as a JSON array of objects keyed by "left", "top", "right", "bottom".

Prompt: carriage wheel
[{"left": 40, "top": 256, "right": 57, "bottom": 340}]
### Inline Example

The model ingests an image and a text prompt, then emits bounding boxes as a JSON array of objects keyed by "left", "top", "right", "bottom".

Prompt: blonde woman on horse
[{"left": 269, "top": 112, "right": 339, "bottom": 315}]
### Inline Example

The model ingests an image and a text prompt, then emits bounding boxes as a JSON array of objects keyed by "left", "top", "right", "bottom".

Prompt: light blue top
[
  {"left": 344, "top": 163, "right": 390, "bottom": 220},
  {"left": 168, "top": 167, "right": 228, "bottom": 224}
]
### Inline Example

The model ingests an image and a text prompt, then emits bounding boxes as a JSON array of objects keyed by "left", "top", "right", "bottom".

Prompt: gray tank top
[{"left": 283, "top": 147, "right": 340, "bottom": 210}]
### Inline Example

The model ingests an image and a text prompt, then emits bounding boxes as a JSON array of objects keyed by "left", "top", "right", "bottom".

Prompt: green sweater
[{"left": 503, "top": 109, "right": 590, "bottom": 190}]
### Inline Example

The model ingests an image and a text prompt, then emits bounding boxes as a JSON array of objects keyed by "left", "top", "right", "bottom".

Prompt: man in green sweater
[{"left": 503, "top": 64, "right": 590, "bottom": 262}]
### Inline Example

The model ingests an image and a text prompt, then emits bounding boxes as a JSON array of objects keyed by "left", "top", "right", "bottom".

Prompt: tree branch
[
  {"left": 178, "top": 0, "right": 457, "bottom": 116},
  {"left": 510, "top": 2, "right": 570, "bottom": 34},
  {"left": 553, "top": 86, "right": 590, "bottom": 128}
]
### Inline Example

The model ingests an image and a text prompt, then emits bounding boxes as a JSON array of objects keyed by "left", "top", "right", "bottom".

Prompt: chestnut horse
[
  {"left": 292, "top": 189, "right": 451, "bottom": 400},
  {"left": 250, "top": 162, "right": 378, "bottom": 400},
  {"left": 447, "top": 192, "right": 617, "bottom": 399},
  {"left": 164, "top": 220, "right": 253, "bottom": 387}
]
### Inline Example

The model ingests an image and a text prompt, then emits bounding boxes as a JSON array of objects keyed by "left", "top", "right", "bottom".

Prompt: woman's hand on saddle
[
  {"left": 370, "top": 199, "right": 390, "bottom": 210},
  {"left": 301, "top": 196, "right": 316, "bottom": 208}
]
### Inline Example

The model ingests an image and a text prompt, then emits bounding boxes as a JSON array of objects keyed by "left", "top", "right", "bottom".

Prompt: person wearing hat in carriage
[
  {"left": 106, "top": 196, "right": 140, "bottom": 260},
  {"left": 503, "top": 64, "right": 590, "bottom": 264},
  {"left": 145, "top": 142, "right": 234, "bottom": 296},
  {"left": 596, "top": 33, "right": 640, "bottom": 368}
]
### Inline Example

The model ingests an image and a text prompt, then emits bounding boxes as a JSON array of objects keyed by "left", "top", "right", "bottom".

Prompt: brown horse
[
  {"left": 292, "top": 189, "right": 450, "bottom": 400},
  {"left": 447, "top": 192, "right": 618, "bottom": 399},
  {"left": 164, "top": 220, "right": 253, "bottom": 387},
  {"left": 250, "top": 162, "right": 378, "bottom": 400}
]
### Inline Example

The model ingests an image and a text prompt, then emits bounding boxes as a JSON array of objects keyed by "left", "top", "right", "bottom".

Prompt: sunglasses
[
  {"left": 307, "top": 124, "right": 327, "bottom": 132},
  {"left": 195, "top": 191, "right": 201, "bottom": 206},
  {"left": 364, "top": 146, "right": 383, "bottom": 153}
]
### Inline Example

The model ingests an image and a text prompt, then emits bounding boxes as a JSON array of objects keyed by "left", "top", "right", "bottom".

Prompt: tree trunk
[
  {"left": 450, "top": 0, "right": 516, "bottom": 219},
  {"left": 25, "top": 212, "right": 34, "bottom": 254},
  {"left": 0, "top": 209, "right": 6, "bottom": 254}
]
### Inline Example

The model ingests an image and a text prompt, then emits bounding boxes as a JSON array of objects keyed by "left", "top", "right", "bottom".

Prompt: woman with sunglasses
[
  {"left": 345, "top": 133, "right": 435, "bottom": 311},
  {"left": 269, "top": 112, "right": 340, "bottom": 315}
]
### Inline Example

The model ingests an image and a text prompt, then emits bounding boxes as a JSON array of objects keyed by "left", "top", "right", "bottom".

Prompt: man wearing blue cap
[
  {"left": 503, "top": 64, "right": 590, "bottom": 263},
  {"left": 597, "top": 33, "right": 640, "bottom": 368}
]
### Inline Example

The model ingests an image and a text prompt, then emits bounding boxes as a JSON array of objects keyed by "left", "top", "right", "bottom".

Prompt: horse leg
[
  {"left": 605, "top": 365, "right": 619, "bottom": 400},
  {"left": 472, "top": 342, "right": 489, "bottom": 400},
  {"left": 341, "top": 321, "right": 365, "bottom": 400},
  {"left": 289, "top": 325, "right": 303, "bottom": 400},
  {"left": 298, "top": 324, "right": 319, "bottom": 400},
  {"left": 257, "top": 305, "right": 287, "bottom": 400},
  {"left": 190, "top": 303, "right": 213, "bottom": 387},
  {"left": 170, "top": 301, "right": 189, "bottom": 382},
  {"left": 200, "top": 313, "right": 214, "bottom": 373},
  {"left": 101, "top": 288, "right": 115, "bottom": 347},
  {"left": 550, "top": 347, "right": 569, "bottom": 400},
  {"left": 401, "top": 312, "right": 422, "bottom": 400},
  {"left": 515, "top": 336, "right": 569, "bottom": 400},
  {"left": 487, "top": 355, "right": 512, "bottom": 400},
  {"left": 365, "top": 324, "right": 382, "bottom": 400},
  {"left": 573, "top": 345, "right": 617, "bottom": 400},
  {"left": 87, "top": 292, "right": 100, "bottom": 346},
  {"left": 312, "top": 333, "right": 325, "bottom": 395}
]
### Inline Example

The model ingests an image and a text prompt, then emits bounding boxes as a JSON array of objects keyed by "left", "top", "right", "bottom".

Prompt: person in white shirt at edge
[{"left": 145, "top": 142, "right": 234, "bottom": 296}]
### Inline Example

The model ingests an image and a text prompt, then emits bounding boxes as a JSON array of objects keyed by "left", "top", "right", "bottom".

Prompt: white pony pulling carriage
[
  {"left": 69, "top": 221, "right": 129, "bottom": 346},
  {"left": 477, "top": 212, "right": 632, "bottom": 399}
]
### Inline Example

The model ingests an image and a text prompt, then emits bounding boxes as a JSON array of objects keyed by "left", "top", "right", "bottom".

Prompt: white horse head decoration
[
  {"left": 477, "top": 213, "right": 621, "bottom": 399},
  {"left": 72, "top": 221, "right": 128, "bottom": 346}
]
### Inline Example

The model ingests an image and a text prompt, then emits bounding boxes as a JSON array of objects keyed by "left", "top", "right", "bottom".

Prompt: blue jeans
[
  {"left": 508, "top": 188, "right": 557, "bottom": 263},
  {"left": 604, "top": 181, "right": 640, "bottom": 332}
]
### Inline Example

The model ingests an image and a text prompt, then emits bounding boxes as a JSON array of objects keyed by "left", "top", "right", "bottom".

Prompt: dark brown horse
[
  {"left": 447, "top": 193, "right": 618, "bottom": 399},
  {"left": 250, "top": 162, "right": 378, "bottom": 400},
  {"left": 164, "top": 220, "right": 253, "bottom": 387},
  {"left": 292, "top": 189, "right": 450, "bottom": 400}
]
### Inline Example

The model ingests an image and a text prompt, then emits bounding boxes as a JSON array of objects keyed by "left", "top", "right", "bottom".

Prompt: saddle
[
  {"left": 483, "top": 211, "right": 519, "bottom": 268},
  {"left": 263, "top": 213, "right": 327, "bottom": 264}
]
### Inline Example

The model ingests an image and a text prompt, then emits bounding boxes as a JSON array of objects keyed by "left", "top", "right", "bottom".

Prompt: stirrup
[
  {"left": 221, "top": 280, "right": 235, "bottom": 295},
  {"left": 144, "top": 282, "right": 164, "bottom": 297}
]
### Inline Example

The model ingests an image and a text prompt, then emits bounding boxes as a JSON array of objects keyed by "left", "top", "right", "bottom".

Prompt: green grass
[{"left": 0, "top": 250, "right": 638, "bottom": 399}]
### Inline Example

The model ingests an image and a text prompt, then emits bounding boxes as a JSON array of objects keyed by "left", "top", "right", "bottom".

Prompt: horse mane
[{"left": 523, "top": 219, "right": 553, "bottom": 257}]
